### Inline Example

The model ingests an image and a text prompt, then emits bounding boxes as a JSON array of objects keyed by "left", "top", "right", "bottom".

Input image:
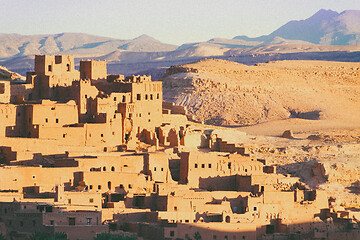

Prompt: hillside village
[{"left": 0, "top": 55, "right": 359, "bottom": 240}]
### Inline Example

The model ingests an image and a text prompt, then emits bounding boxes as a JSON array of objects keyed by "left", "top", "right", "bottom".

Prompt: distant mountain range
[
  {"left": 0, "top": 33, "right": 177, "bottom": 59},
  {"left": 234, "top": 9, "right": 360, "bottom": 45},
  {"left": 0, "top": 9, "right": 359, "bottom": 78}
]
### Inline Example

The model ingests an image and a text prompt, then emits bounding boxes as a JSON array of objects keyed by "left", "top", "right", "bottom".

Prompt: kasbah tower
[{"left": 0, "top": 55, "right": 357, "bottom": 240}]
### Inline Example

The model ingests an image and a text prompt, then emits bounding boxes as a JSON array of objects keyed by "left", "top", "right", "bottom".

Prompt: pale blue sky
[{"left": 1, "top": 0, "right": 359, "bottom": 45}]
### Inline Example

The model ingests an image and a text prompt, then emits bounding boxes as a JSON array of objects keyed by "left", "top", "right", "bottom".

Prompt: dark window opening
[
  {"left": 137, "top": 94, "right": 141, "bottom": 100},
  {"left": 69, "top": 217, "right": 75, "bottom": 226},
  {"left": 145, "top": 94, "right": 148, "bottom": 100},
  {"left": 119, "top": 184, "right": 124, "bottom": 189},
  {"left": 45, "top": 118, "right": 48, "bottom": 123},
  {"left": 66, "top": 64, "right": 70, "bottom": 71},
  {"left": 98, "top": 185, "right": 101, "bottom": 190},
  {"left": 89, "top": 185, "right": 93, "bottom": 189},
  {"left": 154, "top": 167, "right": 156, "bottom": 171},
  {"left": 56, "top": 118, "right": 59, "bottom": 123},
  {"left": 161, "top": 168, "right": 164, "bottom": 171},
  {"left": 157, "top": 93, "right": 160, "bottom": 99},
  {"left": 201, "top": 164, "right": 205, "bottom": 168},
  {"left": 103, "top": 166, "right": 106, "bottom": 171},
  {"left": 253, "top": 207, "right": 257, "bottom": 211},
  {"left": 122, "top": 96, "right": 126, "bottom": 102},
  {"left": 111, "top": 166, "right": 115, "bottom": 171},
  {"left": 114, "top": 97, "right": 117, "bottom": 101},
  {"left": 128, "top": 184, "right": 132, "bottom": 189},
  {"left": 195, "top": 164, "right": 198, "bottom": 168},
  {"left": 108, "top": 181, "right": 111, "bottom": 190},
  {"left": 170, "top": 231, "right": 174, "bottom": 237},
  {"left": 150, "top": 94, "right": 153, "bottom": 100},
  {"left": 209, "top": 164, "right": 212, "bottom": 168},
  {"left": 228, "top": 162, "right": 231, "bottom": 169},
  {"left": 85, "top": 94, "right": 87, "bottom": 98},
  {"left": 48, "top": 65, "right": 52, "bottom": 72}
]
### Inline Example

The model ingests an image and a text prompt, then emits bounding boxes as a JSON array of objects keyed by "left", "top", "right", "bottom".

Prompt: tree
[{"left": 193, "top": 231, "right": 202, "bottom": 240}]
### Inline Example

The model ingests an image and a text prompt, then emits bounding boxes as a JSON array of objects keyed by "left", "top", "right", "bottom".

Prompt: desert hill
[
  {"left": 0, "top": 65, "right": 25, "bottom": 81},
  {"left": 161, "top": 59, "right": 360, "bottom": 128}
]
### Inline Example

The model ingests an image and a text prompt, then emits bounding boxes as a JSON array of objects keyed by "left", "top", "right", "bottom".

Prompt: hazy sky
[{"left": 1, "top": 0, "right": 360, "bottom": 45}]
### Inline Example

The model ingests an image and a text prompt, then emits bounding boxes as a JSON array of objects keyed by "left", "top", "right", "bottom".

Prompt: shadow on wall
[{"left": 198, "top": 175, "right": 237, "bottom": 191}]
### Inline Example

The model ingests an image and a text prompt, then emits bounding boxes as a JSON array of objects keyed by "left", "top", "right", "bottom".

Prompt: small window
[
  {"left": 213, "top": 235, "right": 217, "bottom": 239},
  {"left": 150, "top": 94, "right": 153, "bottom": 100},
  {"left": 63, "top": 134, "right": 66, "bottom": 138},
  {"left": 45, "top": 118, "right": 48, "bottom": 123},
  {"left": 69, "top": 217, "right": 75, "bottom": 226},
  {"left": 228, "top": 162, "right": 231, "bottom": 169},
  {"left": 245, "top": 169, "right": 248, "bottom": 172},
  {"left": 89, "top": 185, "right": 93, "bottom": 189},
  {"left": 101, "top": 133, "right": 104, "bottom": 137},
  {"left": 154, "top": 167, "right": 156, "bottom": 171},
  {"left": 161, "top": 168, "right": 164, "bottom": 171},
  {"left": 195, "top": 164, "right": 198, "bottom": 168},
  {"left": 122, "top": 96, "right": 126, "bottom": 102},
  {"left": 201, "top": 164, "right": 205, "bottom": 168},
  {"left": 129, "top": 113, "right": 132, "bottom": 118},
  {"left": 174, "top": 206, "right": 177, "bottom": 211},
  {"left": 185, "top": 219, "right": 189, "bottom": 223},
  {"left": 170, "top": 231, "right": 174, "bottom": 237},
  {"left": 145, "top": 94, "right": 148, "bottom": 100},
  {"left": 128, "top": 184, "right": 132, "bottom": 189},
  {"left": 98, "top": 185, "right": 101, "bottom": 190},
  {"left": 157, "top": 93, "right": 159, "bottom": 99},
  {"left": 87, "top": 218, "right": 92, "bottom": 225},
  {"left": 66, "top": 64, "right": 70, "bottom": 71},
  {"left": 253, "top": 207, "right": 257, "bottom": 211},
  {"left": 89, "top": 198, "right": 94, "bottom": 203},
  {"left": 111, "top": 166, "right": 115, "bottom": 171},
  {"left": 68, "top": 199, "right": 71, "bottom": 204},
  {"left": 56, "top": 119, "right": 59, "bottom": 123},
  {"left": 119, "top": 184, "right": 124, "bottom": 189},
  {"left": 108, "top": 181, "right": 111, "bottom": 190},
  {"left": 208, "top": 164, "right": 212, "bottom": 168},
  {"left": 137, "top": 94, "right": 141, "bottom": 100},
  {"left": 50, "top": 220, "right": 54, "bottom": 226},
  {"left": 85, "top": 94, "right": 88, "bottom": 98},
  {"left": 103, "top": 166, "right": 106, "bottom": 171},
  {"left": 32, "top": 220, "right": 36, "bottom": 226},
  {"left": 32, "top": 175, "right": 36, "bottom": 179},
  {"left": 48, "top": 65, "right": 52, "bottom": 72},
  {"left": 20, "top": 221, "right": 24, "bottom": 227},
  {"left": 114, "top": 97, "right": 117, "bottom": 101}
]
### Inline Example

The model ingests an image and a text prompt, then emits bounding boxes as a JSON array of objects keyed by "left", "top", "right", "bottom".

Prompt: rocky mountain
[
  {"left": 0, "top": 33, "right": 177, "bottom": 59},
  {"left": 234, "top": 9, "right": 360, "bottom": 45},
  {"left": 161, "top": 59, "right": 360, "bottom": 126}
]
